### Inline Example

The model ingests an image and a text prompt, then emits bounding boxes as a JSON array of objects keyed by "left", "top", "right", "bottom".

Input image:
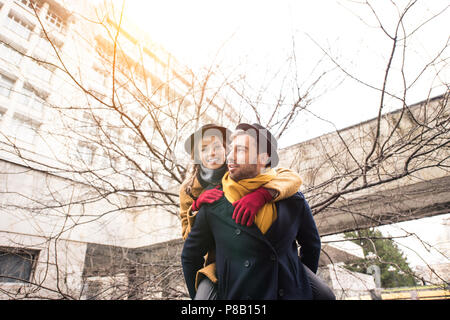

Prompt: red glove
[
  {"left": 192, "top": 186, "right": 223, "bottom": 211},
  {"left": 232, "top": 187, "right": 273, "bottom": 227}
]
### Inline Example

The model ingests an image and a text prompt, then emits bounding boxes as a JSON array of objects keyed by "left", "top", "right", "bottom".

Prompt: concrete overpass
[{"left": 278, "top": 94, "right": 450, "bottom": 236}]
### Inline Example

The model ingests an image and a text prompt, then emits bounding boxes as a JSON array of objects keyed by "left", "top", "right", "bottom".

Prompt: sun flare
[{"left": 109, "top": 0, "right": 231, "bottom": 67}]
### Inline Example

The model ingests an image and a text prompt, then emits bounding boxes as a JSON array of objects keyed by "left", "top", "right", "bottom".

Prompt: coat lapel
[
  {"left": 214, "top": 198, "right": 274, "bottom": 247},
  {"left": 263, "top": 202, "right": 280, "bottom": 246},
  {"left": 265, "top": 200, "right": 300, "bottom": 253}
]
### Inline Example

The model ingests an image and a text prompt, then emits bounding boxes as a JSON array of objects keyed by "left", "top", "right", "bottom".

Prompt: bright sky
[
  {"left": 119, "top": 0, "right": 449, "bottom": 148},
  {"left": 115, "top": 0, "right": 449, "bottom": 268},
  {"left": 378, "top": 213, "right": 450, "bottom": 267}
]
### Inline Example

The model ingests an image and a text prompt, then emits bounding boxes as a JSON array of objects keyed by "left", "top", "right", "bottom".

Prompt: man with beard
[{"left": 181, "top": 123, "right": 323, "bottom": 300}]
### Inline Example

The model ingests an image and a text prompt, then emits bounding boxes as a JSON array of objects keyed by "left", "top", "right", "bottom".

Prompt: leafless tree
[
  {"left": 278, "top": 0, "right": 449, "bottom": 296},
  {"left": 0, "top": 0, "right": 448, "bottom": 299}
]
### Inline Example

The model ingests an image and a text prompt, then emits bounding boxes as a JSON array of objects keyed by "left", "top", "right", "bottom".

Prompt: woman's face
[{"left": 197, "top": 135, "right": 226, "bottom": 169}]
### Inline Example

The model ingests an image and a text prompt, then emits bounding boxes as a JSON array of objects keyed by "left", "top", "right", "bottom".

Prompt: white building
[{"left": 0, "top": 0, "right": 239, "bottom": 299}]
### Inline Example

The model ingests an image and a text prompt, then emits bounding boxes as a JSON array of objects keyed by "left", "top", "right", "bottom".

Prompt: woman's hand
[
  {"left": 191, "top": 186, "right": 224, "bottom": 211},
  {"left": 232, "top": 187, "right": 273, "bottom": 226}
]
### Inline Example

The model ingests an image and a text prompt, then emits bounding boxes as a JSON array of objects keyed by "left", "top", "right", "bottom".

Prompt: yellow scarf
[{"left": 221, "top": 168, "right": 277, "bottom": 234}]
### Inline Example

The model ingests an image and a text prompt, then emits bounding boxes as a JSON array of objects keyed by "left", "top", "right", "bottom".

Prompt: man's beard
[{"left": 229, "top": 164, "right": 258, "bottom": 181}]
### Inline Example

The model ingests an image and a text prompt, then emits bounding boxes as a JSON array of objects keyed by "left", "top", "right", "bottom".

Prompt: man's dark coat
[{"left": 181, "top": 191, "right": 321, "bottom": 300}]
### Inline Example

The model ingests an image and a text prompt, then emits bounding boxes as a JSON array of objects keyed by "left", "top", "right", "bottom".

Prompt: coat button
[
  {"left": 235, "top": 229, "right": 241, "bottom": 235},
  {"left": 244, "top": 260, "right": 250, "bottom": 268},
  {"left": 278, "top": 289, "right": 284, "bottom": 297},
  {"left": 270, "top": 254, "right": 276, "bottom": 261}
]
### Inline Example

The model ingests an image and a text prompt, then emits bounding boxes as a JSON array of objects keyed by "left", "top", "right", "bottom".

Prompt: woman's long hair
[{"left": 183, "top": 163, "right": 200, "bottom": 200}]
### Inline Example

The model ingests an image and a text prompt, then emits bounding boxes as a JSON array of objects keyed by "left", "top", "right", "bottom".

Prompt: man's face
[{"left": 227, "top": 134, "right": 266, "bottom": 181}]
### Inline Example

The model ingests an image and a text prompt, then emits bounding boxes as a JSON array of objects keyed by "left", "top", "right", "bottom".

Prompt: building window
[
  {"left": 10, "top": 113, "right": 40, "bottom": 142},
  {"left": 0, "top": 41, "right": 24, "bottom": 65},
  {"left": 45, "top": 10, "right": 65, "bottom": 32},
  {"left": 0, "top": 247, "right": 39, "bottom": 283},
  {"left": 35, "top": 35, "right": 55, "bottom": 59},
  {"left": 0, "top": 106, "right": 6, "bottom": 119},
  {"left": 0, "top": 74, "right": 15, "bottom": 98},
  {"left": 28, "top": 61, "right": 53, "bottom": 83},
  {"left": 17, "top": 85, "right": 46, "bottom": 112},
  {"left": 92, "top": 63, "right": 110, "bottom": 89},
  {"left": 78, "top": 143, "right": 96, "bottom": 165},
  {"left": 19, "top": 0, "right": 42, "bottom": 13},
  {"left": 6, "top": 12, "right": 34, "bottom": 40}
]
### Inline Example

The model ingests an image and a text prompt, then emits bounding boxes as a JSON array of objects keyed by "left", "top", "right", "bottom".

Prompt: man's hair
[{"left": 230, "top": 129, "right": 249, "bottom": 141}]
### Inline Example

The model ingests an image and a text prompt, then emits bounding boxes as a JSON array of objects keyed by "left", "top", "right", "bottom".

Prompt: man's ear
[{"left": 258, "top": 153, "right": 270, "bottom": 168}]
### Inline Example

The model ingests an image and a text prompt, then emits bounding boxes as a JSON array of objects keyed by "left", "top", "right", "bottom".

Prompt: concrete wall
[
  {"left": 0, "top": 159, "right": 181, "bottom": 248},
  {"left": 317, "top": 263, "right": 377, "bottom": 300},
  {"left": 278, "top": 94, "right": 450, "bottom": 235},
  {"left": 0, "top": 231, "right": 87, "bottom": 299}
]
